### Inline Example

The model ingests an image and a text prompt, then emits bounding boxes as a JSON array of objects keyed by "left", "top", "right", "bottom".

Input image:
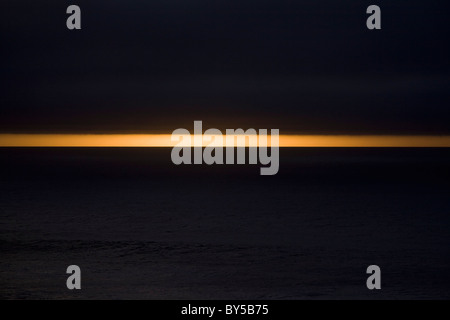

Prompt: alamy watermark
[
  {"left": 171, "top": 121, "right": 279, "bottom": 175},
  {"left": 66, "top": 5, "right": 381, "bottom": 31}
]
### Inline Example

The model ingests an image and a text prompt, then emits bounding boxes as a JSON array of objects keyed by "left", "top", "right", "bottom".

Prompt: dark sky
[{"left": 1, "top": 0, "right": 449, "bottom": 134}]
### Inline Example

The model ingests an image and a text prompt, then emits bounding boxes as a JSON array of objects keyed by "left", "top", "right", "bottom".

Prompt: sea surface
[{"left": 1, "top": 148, "right": 449, "bottom": 299}]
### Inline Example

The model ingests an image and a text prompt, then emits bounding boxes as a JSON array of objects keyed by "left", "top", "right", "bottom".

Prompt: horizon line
[{"left": 1, "top": 134, "right": 450, "bottom": 147}]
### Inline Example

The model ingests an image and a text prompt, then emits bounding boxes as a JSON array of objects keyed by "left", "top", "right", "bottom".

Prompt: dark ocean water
[{"left": 1, "top": 148, "right": 449, "bottom": 299}]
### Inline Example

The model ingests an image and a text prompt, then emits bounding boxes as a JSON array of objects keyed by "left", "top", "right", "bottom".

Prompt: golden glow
[
  {"left": 0, "top": 134, "right": 450, "bottom": 147},
  {"left": 0, "top": 134, "right": 174, "bottom": 147}
]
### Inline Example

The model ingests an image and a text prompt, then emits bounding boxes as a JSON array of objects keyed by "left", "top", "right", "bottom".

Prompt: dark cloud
[{"left": 1, "top": 0, "right": 450, "bottom": 133}]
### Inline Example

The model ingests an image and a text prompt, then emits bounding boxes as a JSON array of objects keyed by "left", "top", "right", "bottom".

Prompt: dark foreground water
[{"left": 1, "top": 148, "right": 449, "bottom": 299}]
